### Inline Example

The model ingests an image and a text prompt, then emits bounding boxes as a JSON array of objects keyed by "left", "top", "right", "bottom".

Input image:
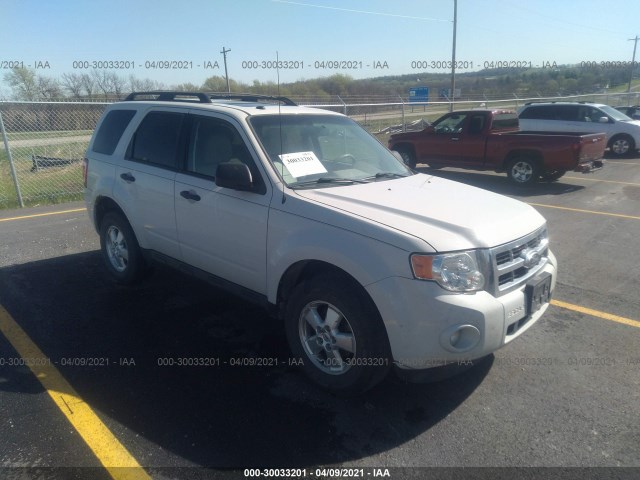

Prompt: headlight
[{"left": 411, "top": 251, "right": 486, "bottom": 292}]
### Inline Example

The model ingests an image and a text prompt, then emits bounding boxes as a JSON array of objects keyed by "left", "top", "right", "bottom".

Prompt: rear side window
[
  {"left": 92, "top": 110, "right": 136, "bottom": 155},
  {"left": 519, "top": 105, "right": 552, "bottom": 120},
  {"left": 128, "top": 111, "right": 185, "bottom": 168},
  {"left": 520, "top": 105, "right": 580, "bottom": 121},
  {"left": 491, "top": 113, "right": 518, "bottom": 129},
  {"left": 554, "top": 105, "right": 579, "bottom": 121}
]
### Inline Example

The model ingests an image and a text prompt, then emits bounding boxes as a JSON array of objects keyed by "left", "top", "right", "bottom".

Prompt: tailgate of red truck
[{"left": 578, "top": 133, "right": 607, "bottom": 162}]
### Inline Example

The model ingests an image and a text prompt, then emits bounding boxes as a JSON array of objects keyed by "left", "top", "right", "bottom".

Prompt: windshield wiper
[
  {"left": 368, "top": 172, "right": 411, "bottom": 180},
  {"left": 290, "top": 177, "right": 371, "bottom": 188}
]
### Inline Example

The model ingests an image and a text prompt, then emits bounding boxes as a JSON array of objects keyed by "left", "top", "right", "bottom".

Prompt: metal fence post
[
  {"left": 0, "top": 110, "right": 24, "bottom": 208},
  {"left": 398, "top": 95, "right": 406, "bottom": 132},
  {"left": 337, "top": 95, "right": 347, "bottom": 116}
]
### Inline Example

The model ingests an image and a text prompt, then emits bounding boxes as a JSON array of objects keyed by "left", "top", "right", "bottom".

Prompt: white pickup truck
[{"left": 84, "top": 91, "right": 557, "bottom": 394}]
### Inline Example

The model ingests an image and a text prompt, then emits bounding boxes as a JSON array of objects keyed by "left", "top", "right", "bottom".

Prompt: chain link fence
[
  {"left": 0, "top": 102, "right": 108, "bottom": 208},
  {"left": 2, "top": 91, "right": 640, "bottom": 209}
]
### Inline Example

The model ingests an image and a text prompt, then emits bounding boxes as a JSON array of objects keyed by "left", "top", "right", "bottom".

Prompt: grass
[
  {"left": 0, "top": 140, "right": 87, "bottom": 209},
  {"left": 606, "top": 79, "right": 640, "bottom": 94}
]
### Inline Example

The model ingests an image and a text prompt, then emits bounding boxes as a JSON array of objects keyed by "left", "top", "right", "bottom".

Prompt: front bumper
[{"left": 365, "top": 250, "right": 557, "bottom": 370}]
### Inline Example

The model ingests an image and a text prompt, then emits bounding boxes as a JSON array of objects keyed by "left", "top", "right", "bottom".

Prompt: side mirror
[
  {"left": 598, "top": 116, "right": 610, "bottom": 123},
  {"left": 215, "top": 163, "right": 253, "bottom": 191}
]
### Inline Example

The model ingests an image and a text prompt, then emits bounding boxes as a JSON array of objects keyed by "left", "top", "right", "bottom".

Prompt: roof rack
[
  {"left": 124, "top": 91, "right": 297, "bottom": 106},
  {"left": 125, "top": 91, "right": 212, "bottom": 103},
  {"left": 206, "top": 92, "right": 297, "bottom": 106},
  {"left": 524, "top": 100, "right": 596, "bottom": 106}
]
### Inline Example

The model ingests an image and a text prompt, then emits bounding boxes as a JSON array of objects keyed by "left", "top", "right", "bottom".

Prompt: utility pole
[
  {"left": 220, "top": 47, "right": 231, "bottom": 93},
  {"left": 627, "top": 36, "right": 639, "bottom": 100},
  {"left": 449, "top": 0, "right": 457, "bottom": 112}
]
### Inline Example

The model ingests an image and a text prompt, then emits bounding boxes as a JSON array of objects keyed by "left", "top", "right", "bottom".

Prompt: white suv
[
  {"left": 518, "top": 101, "right": 640, "bottom": 157},
  {"left": 84, "top": 91, "right": 557, "bottom": 394}
]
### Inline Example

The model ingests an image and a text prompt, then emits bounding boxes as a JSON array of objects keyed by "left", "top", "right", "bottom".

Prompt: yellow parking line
[
  {"left": 0, "top": 208, "right": 85, "bottom": 223},
  {"left": 0, "top": 305, "right": 151, "bottom": 480},
  {"left": 562, "top": 176, "right": 640, "bottom": 187},
  {"left": 527, "top": 203, "right": 640, "bottom": 220},
  {"left": 551, "top": 299, "right": 640, "bottom": 329}
]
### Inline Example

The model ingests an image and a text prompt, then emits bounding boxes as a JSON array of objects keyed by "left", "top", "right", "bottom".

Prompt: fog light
[{"left": 440, "top": 324, "right": 481, "bottom": 353}]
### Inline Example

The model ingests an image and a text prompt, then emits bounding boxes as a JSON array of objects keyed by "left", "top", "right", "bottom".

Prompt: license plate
[{"left": 526, "top": 273, "right": 552, "bottom": 314}]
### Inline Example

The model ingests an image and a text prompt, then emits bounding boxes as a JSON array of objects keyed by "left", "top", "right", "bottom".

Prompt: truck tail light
[{"left": 82, "top": 158, "right": 88, "bottom": 187}]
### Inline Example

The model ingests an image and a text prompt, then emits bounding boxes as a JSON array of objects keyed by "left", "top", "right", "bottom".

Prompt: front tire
[
  {"left": 393, "top": 148, "right": 417, "bottom": 169},
  {"left": 99, "top": 212, "right": 146, "bottom": 285},
  {"left": 608, "top": 134, "right": 635, "bottom": 157},
  {"left": 507, "top": 157, "right": 540, "bottom": 186},
  {"left": 284, "top": 273, "right": 391, "bottom": 395}
]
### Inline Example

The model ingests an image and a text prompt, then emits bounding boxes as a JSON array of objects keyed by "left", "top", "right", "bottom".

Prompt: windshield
[
  {"left": 250, "top": 114, "right": 412, "bottom": 188},
  {"left": 599, "top": 105, "right": 633, "bottom": 121}
]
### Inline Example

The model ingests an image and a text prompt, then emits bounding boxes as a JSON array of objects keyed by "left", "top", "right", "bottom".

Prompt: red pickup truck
[{"left": 388, "top": 109, "right": 605, "bottom": 185}]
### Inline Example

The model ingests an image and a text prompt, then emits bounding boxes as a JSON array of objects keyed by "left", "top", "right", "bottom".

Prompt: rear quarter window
[{"left": 92, "top": 110, "right": 136, "bottom": 155}]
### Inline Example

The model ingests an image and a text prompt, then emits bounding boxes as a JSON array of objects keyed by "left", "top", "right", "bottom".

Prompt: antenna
[{"left": 277, "top": 51, "right": 286, "bottom": 204}]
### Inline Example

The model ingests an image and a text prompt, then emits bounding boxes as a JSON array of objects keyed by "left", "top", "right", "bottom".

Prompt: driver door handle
[
  {"left": 120, "top": 172, "right": 135, "bottom": 182},
  {"left": 180, "top": 190, "right": 201, "bottom": 202}
]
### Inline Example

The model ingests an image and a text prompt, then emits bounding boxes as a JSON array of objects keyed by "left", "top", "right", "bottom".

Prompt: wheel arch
[
  {"left": 275, "top": 260, "right": 381, "bottom": 323},
  {"left": 94, "top": 196, "right": 128, "bottom": 232},
  {"left": 94, "top": 196, "right": 144, "bottom": 249},
  {"left": 607, "top": 133, "right": 636, "bottom": 154},
  {"left": 502, "top": 149, "right": 543, "bottom": 170},
  {"left": 390, "top": 143, "right": 416, "bottom": 161}
]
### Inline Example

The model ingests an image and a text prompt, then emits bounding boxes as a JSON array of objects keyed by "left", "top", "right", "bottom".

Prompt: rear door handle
[
  {"left": 180, "top": 190, "right": 201, "bottom": 202},
  {"left": 120, "top": 172, "right": 135, "bottom": 182}
]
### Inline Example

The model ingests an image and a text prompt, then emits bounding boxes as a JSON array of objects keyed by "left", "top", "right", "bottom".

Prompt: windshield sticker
[{"left": 279, "top": 151, "right": 327, "bottom": 178}]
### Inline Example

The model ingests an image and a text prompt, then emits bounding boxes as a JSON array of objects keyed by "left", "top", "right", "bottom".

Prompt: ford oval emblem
[{"left": 521, "top": 249, "right": 541, "bottom": 269}]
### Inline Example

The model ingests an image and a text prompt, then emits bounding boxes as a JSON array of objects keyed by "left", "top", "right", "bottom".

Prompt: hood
[{"left": 294, "top": 174, "right": 546, "bottom": 252}]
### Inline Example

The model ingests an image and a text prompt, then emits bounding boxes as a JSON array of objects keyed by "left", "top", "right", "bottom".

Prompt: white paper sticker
[{"left": 279, "top": 151, "right": 327, "bottom": 178}]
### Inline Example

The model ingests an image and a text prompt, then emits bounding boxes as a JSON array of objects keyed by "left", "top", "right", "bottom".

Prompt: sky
[{"left": 1, "top": 0, "right": 640, "bottom": 92}]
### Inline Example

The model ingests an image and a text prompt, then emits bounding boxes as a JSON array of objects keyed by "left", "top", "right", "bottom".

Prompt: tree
[
  {"left": 202, "top": 75, "right": 242, "bottom": 92},
  {"left": 172, "top": 82, "right": 201, "bottom": 91},
  {"left": 80, "top": 73, "right": 96, "bottom": 99},
  {"left": 61, "top": 73, "right": 84, "bottom": 99},
  {"left": 4, "top": 67, "right": 38, "bottom": 100},
  {"left": 91, "top": 70, "right": 126, "bottom": 99},
  {"left": 37, "top": 76, "right": 62, "bottom": 99},
  {"left": 128, "top": 75, "right": 164, "bottom": 92}
]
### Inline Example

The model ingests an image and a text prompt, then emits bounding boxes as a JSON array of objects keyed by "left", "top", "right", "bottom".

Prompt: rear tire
[
  {"left": 284, "top": 273, "right": 391, "bottom": 395},
  {"left": 608, "top": 134, "right": 635, "bottom": 157},
  {"left": 507, "top": 157, "right": 540, "bottom": 186},
  {"left": 540, "top": 170, "right": 566, "bottom": 182},
  {"left": 99, "top": 212, "right": 146, "bottom": 285}
]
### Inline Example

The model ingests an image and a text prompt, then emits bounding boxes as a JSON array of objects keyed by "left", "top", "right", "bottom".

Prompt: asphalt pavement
[{"left": 0, "top": 153, "right": 639, "bottom": 480}]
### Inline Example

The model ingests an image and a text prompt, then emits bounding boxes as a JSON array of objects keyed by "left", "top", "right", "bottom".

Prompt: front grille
[{"left": 489, "top": 227, "right": 548, "bottom": 296}]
